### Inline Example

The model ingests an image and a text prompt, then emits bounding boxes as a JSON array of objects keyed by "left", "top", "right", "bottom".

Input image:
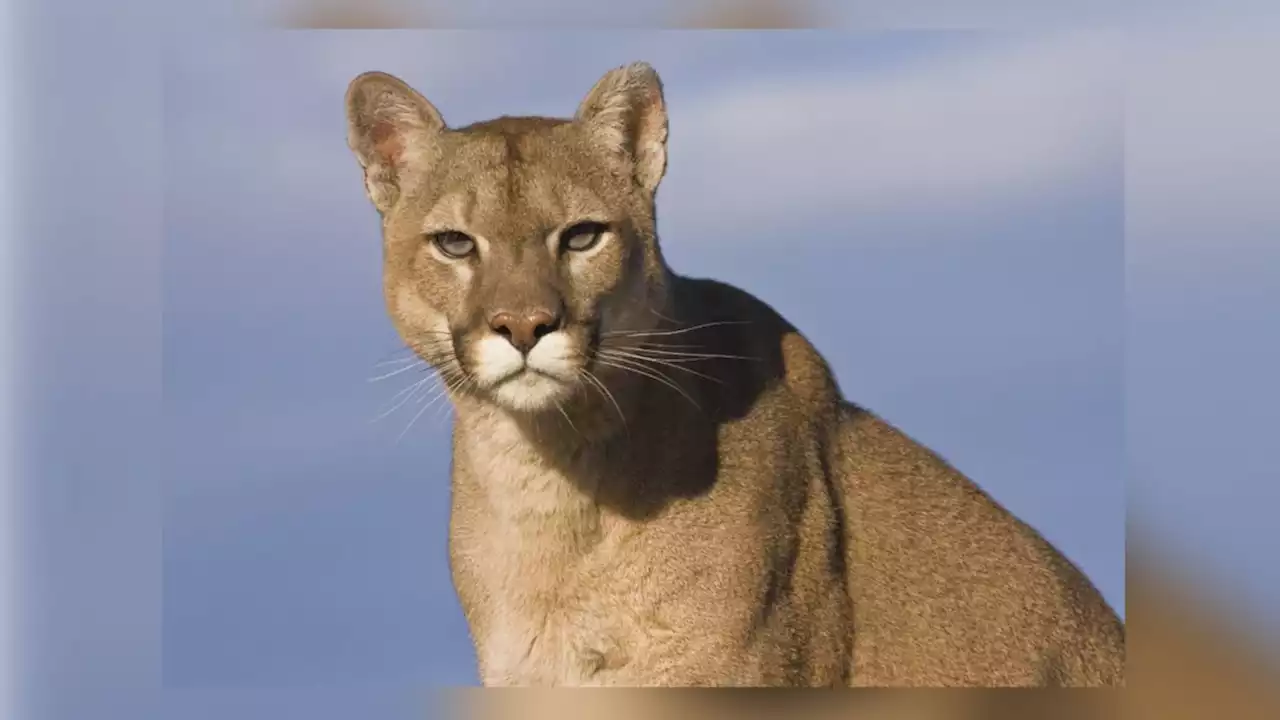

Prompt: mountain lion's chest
[
  {"left": 465, "top": 494, "right": 676, "bottom": 686},
  {"left": 454, "top": 433, "right": 674, "bottom": 685}
]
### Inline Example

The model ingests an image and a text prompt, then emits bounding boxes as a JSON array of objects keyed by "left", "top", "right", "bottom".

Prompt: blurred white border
[{"left": 0, "top": 0, "right": 15, "bottom": 714}]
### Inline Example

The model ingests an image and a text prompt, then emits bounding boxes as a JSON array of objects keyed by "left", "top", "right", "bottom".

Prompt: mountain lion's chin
[{"left": 489, "top": 370, "right": 573, "bottom": 413}]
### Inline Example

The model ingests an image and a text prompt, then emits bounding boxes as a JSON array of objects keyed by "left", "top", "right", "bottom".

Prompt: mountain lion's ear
[
  {"left": 345, "top": 71, "right": 446, "bottom": 214},
  {"left": 575, "top": 62, "right": 668, "bottom": 195}
]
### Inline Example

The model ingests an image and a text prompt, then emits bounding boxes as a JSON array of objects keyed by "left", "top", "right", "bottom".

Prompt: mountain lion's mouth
[
  {"left": 492, "top": 366, "right": 561, "bottom": 386},
  {"left": 489, "top": 367, "right": 573, "bottom": 412}
]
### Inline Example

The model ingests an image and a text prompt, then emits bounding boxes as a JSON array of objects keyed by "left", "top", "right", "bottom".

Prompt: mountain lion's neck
[{"left": 451, "top": 362, "right": 710, "bottom": 523}]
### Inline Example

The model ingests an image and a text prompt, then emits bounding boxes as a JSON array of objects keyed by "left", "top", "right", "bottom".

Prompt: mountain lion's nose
[{"left": 488, "top": 309, "right": 560, "bottom": 354}]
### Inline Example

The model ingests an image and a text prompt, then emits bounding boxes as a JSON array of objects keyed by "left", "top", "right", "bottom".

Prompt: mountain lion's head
[{"left": 345, "top": 63, "right": 672, "bottom": 414}]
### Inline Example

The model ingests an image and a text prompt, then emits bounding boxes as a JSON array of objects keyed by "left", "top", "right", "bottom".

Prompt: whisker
[
  {"left": 368, "top": 359, "right": 427, "bottom": 382},
  {"left": 581, "top": 369, "right": 627, "bottom": 434},
  {"left": 373, "top": 355, "right": 422, "bottom": 368},
  {"left": 431, "top": 382, "right": 463, "bottom": 425},
  {"left": 396, "top": 394, "right": 437, "bottom": 444},
  {"left": 419, "top": 375, "right": 453, "bottom": 409},
  {"left": 603, "top": 340, "right": 709, "bottom": 351},
  {"left": 374, "top": 334, "right": 454, "bottom": 361},
  {"left": 398, "top": 370, "right": 466, "bottom": 443},
  {"left": 594, "top": 356, "right": 701, "bottom": 411},
  {"left": 427, "top": 370, "right": 469, "bottom": 427},
  {"left": 603, "top": 319, "right": 751, "bottom": 339},
  {"left": 553, "top": 399, "right": 580, "bottom": 437},
  {"left": 624, "top": 346, "right": 758, "bottom": 362},
  {"left": 372, "top": 374, "right": 438, "bottom": 422},
  {"left": 372, "top": 345, "right": 417, "bottom": 365},
  {"left": 647, "top": 306, "right": 685, "bottom": 325},
  {"left": 598, "top": 349, "right": 722, "bottom": 385}
]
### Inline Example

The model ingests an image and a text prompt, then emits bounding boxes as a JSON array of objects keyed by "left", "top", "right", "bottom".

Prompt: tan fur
[{"left": 344, "top": 62, "right": 1126, "bottom": 687}]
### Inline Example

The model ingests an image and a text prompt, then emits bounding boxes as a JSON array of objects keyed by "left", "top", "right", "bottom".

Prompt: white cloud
[
  {"left": 1126, "top": 26, "right": 1280, "bottom": 250},
  {"left": 662, "top": 30, "right": 1122, "bottom": 234}
]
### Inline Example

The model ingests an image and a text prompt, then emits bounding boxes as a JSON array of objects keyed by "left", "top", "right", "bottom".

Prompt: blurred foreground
[{"left": 276, "top": 0, "right": 829, "bottom": 28}]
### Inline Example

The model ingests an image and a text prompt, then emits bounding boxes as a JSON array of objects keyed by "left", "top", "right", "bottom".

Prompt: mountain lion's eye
[
  {"left": 431, "top": 231, "right": 476, "bottom": 259},
  {"left": 560, "top": 222, "right": 608, "bottom": 253}
]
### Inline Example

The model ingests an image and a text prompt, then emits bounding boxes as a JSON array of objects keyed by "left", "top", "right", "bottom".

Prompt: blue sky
[{"left": 10, "top": 11, "right": 1280, "bottom": 720}]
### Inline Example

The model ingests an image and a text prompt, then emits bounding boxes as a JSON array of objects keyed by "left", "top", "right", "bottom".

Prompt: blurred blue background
[{"left": 9, "top": 3, "right": 1278, "bottom": 719}]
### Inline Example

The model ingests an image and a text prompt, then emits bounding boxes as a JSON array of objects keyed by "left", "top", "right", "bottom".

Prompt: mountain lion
[{"left": 343, "top": 62, "right": 1125, "bottom": 686}]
